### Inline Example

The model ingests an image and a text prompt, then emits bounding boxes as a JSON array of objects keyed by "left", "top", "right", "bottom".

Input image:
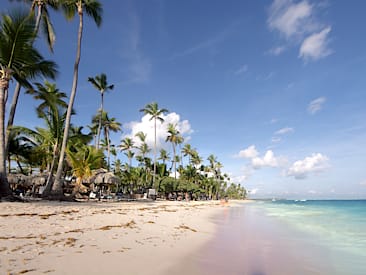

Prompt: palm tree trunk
[
  {"left": 42, "top": 142, "right": 58, "bottom": 195},
  {"left": 106, "top": 130, "right": 110, "bottom": 171},
  {"left": 5, "top": 82, "right": 21, "bottom": 157},
  {"left": 50, "top": 6, "right": 84, "bottom": 198},
  {"left": 0, "top": 83, "right": 12, "bottom": 197},
  {"left": 153, "top": 118, "right": 157, "bottom": 184},
  {"left": 96, "top": 93, "right": 103, "bottom": 149},
  {"left": 173, "top": 144, "right": 177, "bottom": 179}
]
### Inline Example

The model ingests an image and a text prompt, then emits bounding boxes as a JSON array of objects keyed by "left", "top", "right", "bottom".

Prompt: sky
[{"left": 3, "top": 0, "right": 366, "bottom": 199}]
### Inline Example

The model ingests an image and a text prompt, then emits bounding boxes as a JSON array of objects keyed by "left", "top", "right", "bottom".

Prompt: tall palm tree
[
  {"left": 119, "top": 137, "right": 134, "bottom": 168},
  {"left": 166, "top": 123, "right": 180, "bottom": 179},
  {"left": 12, "top": 0, "right": 60, "bottom": 50},
  {"left": 101, "top": 113, "right": 121, "bottom": 170},
  {"left": 26, "top": 81, "right": 68, "bottom": 120},
  {"left": 0, "top": 10, "right": 55, "bottom": 198},
  {"left": 158, "top": 148, "right": 170, "bottom": 165},
  {"left": 182, "top": 143, "right": 193, "bottom": 166},
  {"left": 140, "top": 102, "right": 168, "bottom": 185},
  {"left": 88, "top": 73, "right": 114, "bottom": 149},
  {"left": 52, "top": 0, "right": 102, "bottom": 197},
  {"left": 6, "top": 0, "right": 59, "bottom": 163},
  {"left": 26, "top": 81, "right": 68, "bottom": 188}
]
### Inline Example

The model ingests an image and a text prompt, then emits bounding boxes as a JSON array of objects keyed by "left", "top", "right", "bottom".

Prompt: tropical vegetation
[{"left": 0, "top": 0, "right": 246, "bottom": 201}]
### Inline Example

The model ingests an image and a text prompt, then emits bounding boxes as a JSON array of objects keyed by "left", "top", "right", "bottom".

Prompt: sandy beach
[{"left": 0, "top": 200, "right": 228, "bottom": 275}]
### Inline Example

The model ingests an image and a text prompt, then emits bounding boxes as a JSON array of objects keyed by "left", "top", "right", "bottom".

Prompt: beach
[
  {"left": 0, "top": 200, "right": 226, "bottom": 275},
  {"left": 2, "top": 200, "right": 365, "bottom": 275}
]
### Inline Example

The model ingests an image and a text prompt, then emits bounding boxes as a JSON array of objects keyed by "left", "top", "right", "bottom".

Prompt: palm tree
[
  {"left": 182, "top": 143, "right": 193, "bottom": 166},
  {"left": 119, "top": 137, "right": 134, "bottom": 168},
  {"left": 52, "top": 0, "right": 102, "bottom": 197},
  {"left": 66, "top": 144, "right": 104, "bottom": 196},
  {"left": 139, "top": 102, "right": 168, "bottom": 186},
  {"left": 26, "top": 81, "right": 68, "bottom": 190},
  {"left": 6, "top": 0, "right": 59, "bottom": 164},
  {"left": 88, "top": 73, "right": 114, "bottom": 149},
  {"left": 166, "top": 123, "right": 181, "bottom": 179},
  {"left": 26, "top": 81, "right": 68, "bottom": 118},
  {"left": 0, "top": 10, "right": 56, "bottom": 198},
  {"left": 158, "top": 148, "right": 170, "bottom": 165},
  {"left": 101, "top": 113, "right": 121, "bottom": 170},
  {"left": 13, "top": 0, "right": 60, "bottom": 50}
]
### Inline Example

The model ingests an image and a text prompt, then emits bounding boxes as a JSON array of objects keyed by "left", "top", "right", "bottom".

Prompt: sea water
[{"left": 257, "top": 200, "right": 366, "bottom": 274}]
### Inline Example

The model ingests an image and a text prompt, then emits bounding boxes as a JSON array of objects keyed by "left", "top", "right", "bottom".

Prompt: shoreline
[{"left": 0, "top": 200, "right": 230, "bottom": 274}]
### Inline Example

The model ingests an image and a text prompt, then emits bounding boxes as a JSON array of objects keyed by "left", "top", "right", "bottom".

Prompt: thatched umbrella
[{"left": 94, "top": 172, "right": 121, "bottom": 186}]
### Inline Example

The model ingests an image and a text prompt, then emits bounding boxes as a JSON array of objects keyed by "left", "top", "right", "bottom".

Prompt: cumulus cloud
[
  {"left": 268, "top": 0, "right": 313, "bottom": 39},
  {"left": 308, "top": 97, "right": 326, "bottom": 114},
  {"left": 252, "top": 150, "right": 284, "bottom": 169},
  {"left": 267, "top": 0, "right": 332, "bottom": 62},
  {"left": 124, "top": 112, "right": 193, "bottom": 151},
  {"left": 287, "top": 153, "right": 329, "bottom": 179},
  {"left": 274, "top": 127, "right": 294, "bottom": 135},
  {"left": 237, "top": 146, "right": 286, "bottom": 169},
  {"left": 299, "top": 27, "right": 332, "bottom": 61},
  {"left": 237, "top": 145, "right": 259, "bottom": 159}
]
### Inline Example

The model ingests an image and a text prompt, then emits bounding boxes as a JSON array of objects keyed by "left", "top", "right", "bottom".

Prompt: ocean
[
  {"left": 257, "top": 199, "right": 366, "bottom": 275},
  {"left": 177, "top": 200, "right": 366, "bottom": 275}
]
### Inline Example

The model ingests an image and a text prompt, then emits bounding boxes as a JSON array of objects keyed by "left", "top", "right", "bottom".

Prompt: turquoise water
[{"left": 257, "top": 199, "right": 366, "bottom": 274}]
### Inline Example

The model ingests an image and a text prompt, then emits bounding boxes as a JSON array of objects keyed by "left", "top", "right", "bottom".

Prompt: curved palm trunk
[
  {"left": 96, "top": 93, "right": 103, "bottom": 149},
  {"left": 5, "top": 82, "right": 21, "bottom": 156},
  {"left": 49, "top": 6, "right": 84, "bottom": 198},
  {"left": 0, "top": 82, "right": 12, "bottom": 197},
  {"left": 43, "top": 142, "right": 58, "bottom": 195}
]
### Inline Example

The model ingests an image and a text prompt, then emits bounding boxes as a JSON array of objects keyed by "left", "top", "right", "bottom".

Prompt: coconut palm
[
  {"left": 182, "top": 143, "right": 193, "bottom": 166},
  {"left": 166, "top": 123, "right": 181, "bottom": 179},
  {"left": 158, "top": 148, "right": 170, "bottom": 165},
  {"left": 119, "top": 137, "right": 134, "bottom": 168},
  {"left": 5, "top": 0, "right": 59, "bottom": 163},
  {"left": 101, "top": 113, "right": 121, "bottom": 170},
  {"left": 52, "top": 0, "right": 103, "bottom": 197},
  {"left": 26, "top": 81, "right": 68, "bottom": 118},
  {"left": 12, "top": 0, "right": 60, "bottom": 50},
  {"left": 26, "top": 81, "right": 68, "bottom": 190},
  {"left": 88, "top": 73, "right": 114, "bottom": 149},
  {"left": 66, "top": 144, "right": 104, "bottom": 196},
  {"left": 140, "top": 102, "right": 168, "bottom": 185},
  {"left": 0, "top": 10, "right": 56, "bottom": 198}
]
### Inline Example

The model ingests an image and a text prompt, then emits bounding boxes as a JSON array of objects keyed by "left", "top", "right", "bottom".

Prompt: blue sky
[{"left": 3, "top": 0, "right": 366, "bottom": 199}]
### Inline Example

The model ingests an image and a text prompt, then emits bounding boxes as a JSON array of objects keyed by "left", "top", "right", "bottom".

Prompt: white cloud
[
  {"left": 299, "top": 27, "right": 332, "bottom": 61},
  {"left": 252, "top": 150, "right": 284, "bottom": 169},
  {"left": 234, "top": 64, "right": 248, "bottom": 75},
  {"left": 274, "top": 127, "right": 294, "bottom": 135},
  {"left": 287, "top": 153, "right": 329, "bottom": 179},
  {"left": 268, "top": 0, "right": 314, "bottom": 39},
  {"left": 124, "top": 112, "right": 193, "bottom": 151},
  {"left": 268, "top": 46, "right": 286, "bottom": 56},
  {"left": 237, "top": 145, "right": 259, "bottom": 159},
  {"left": 267, "top": 1, "right": 332, "bottom": 62},
  {"left": 308, "top": 97, "right": 326, "bottom": 114}
]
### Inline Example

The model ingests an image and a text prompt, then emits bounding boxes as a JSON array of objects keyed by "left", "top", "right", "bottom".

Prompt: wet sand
[{"left": 170, "top": 202, "right": 341, "bottom": 275}]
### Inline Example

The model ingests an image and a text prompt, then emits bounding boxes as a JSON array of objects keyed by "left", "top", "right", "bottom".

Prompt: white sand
[{"left": 0, "top": 200, "right": 227, "bottom": 275}]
